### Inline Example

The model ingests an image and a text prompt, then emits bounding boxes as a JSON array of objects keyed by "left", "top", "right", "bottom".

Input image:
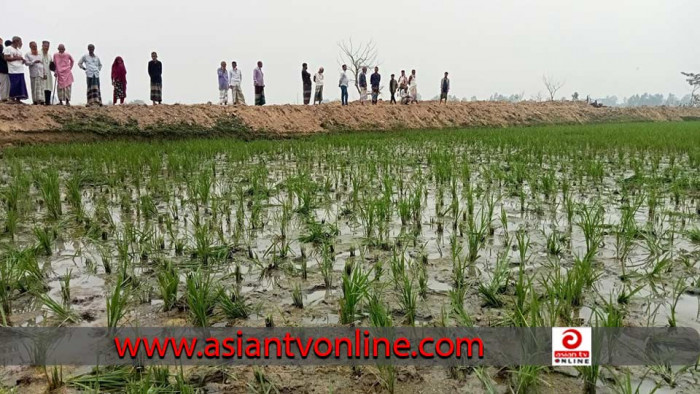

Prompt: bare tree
[
  {"left": 338, "top": 39, "right": 378, "bottom": 94},
  {"left": 542, "top": 75, "right": 565, "bottom": 101},
  {"left": 681, "top": 72, "right": 700, "bottom": 107}
]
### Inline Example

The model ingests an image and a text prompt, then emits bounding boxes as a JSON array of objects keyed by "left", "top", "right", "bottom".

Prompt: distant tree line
[{"left": 432, "top": 92, "right": 695, "bottom": 107}]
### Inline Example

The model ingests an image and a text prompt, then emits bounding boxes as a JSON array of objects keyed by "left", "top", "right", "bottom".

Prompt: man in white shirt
[
  {"left": 228, "top": 61, "right": 245, "bottom": 105},
  {"left": 24, "top": 41, "right": 46, "bottom": 104},
  {"left": 78, "top": 44, "right": 103, "bottom": 106},
  {"left": 2, "top": 36, "right": 28, "bottom": 103},
  {"left": 339, "top": 64, "right": 349, "bottom": 106},
  {"left": 313, "top": 67, "right": 324, "bottom": 105},
  {"left": 41, "top": 41, "right": 54, "bottom": 105}
]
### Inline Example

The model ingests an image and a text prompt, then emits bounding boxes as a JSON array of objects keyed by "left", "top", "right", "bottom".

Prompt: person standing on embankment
[
  {"left": 53, "top": 44, "right": 74, "bottom": 106},
  {"left": 148, "top": 52, "right": 162, "bottom": 105},
  {"left": 301, "top": 63, "right": 311, "bottom": 105},
  {"left": 253, "top": 61, "right": 265, "bottom": 106}
]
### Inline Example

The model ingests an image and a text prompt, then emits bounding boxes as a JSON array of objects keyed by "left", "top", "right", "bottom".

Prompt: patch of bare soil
[{"left": 1, "top": 101, "right": 699, "bottom": 147}]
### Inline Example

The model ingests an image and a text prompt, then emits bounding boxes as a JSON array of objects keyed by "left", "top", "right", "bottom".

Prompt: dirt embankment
[{"left": 1, "top": 101, "right": 699, "bottom": 146}]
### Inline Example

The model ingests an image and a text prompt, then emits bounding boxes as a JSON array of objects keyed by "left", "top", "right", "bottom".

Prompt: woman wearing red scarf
[{"left": 111, "top": 56, "right": 127, "bottom": 104}]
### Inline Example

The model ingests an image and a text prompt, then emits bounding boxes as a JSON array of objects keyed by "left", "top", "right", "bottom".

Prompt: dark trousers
[
  {"left": 340, "top": 85, "right": 348, "bottom": 105},
  {"left": 390, "top": 91, "right": 396, "bottom": 104},
  {"left": 44, "top": 90, "right": 51, "bottom": 105}
]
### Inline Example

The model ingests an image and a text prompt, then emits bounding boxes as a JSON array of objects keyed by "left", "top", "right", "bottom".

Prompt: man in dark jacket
[
  {"left": 389, "top": 74, "right": 398, "bottom": 104},
  {"left": 358, "top": 66, "right": 367, "bottom": 105},
  {"left": 301, "top": 63, "right": 311, "bottom": 105},
  {"left": 370, "top": 66, "right": 381, "bottom": 105}
]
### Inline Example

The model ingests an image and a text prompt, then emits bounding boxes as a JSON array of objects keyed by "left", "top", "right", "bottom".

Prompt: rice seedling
[
  {"left": 45, "top": 365, "right": 63, "bottom": 391},
  {"left": 60, "top": 269, "right": 72, "bottom": 306},
  {"left": 667, "top": 278, "right": 686, "bottom": 327},
  {"left": 156, "top": 260, "right": 179, "bottom": 311},
  {"left": 37, "top": 169, "right": 62, "bottom": 220},
  {"left": 577, "top": 203, "right": 605, "bottom": 257},
  {"left": 106, "top": 282, "right": 129, "bottom": 329},
  {"left": 33, "top": 226, "right": 56, "bottom": 256},
  {"left": 450, "top": 286, "right": 473, "bottom": 326},
  {"left": 319, "top": 244, "right": 334, "bottom": 289},
  {"left": 248, "top": 367, "right": 279, "bottom": 394},
  {"left": 219, "top": 286, "right": 250, "bottom": 320},
  {"left": 604, "top": 368, "right": 658, "bottom": 394},
  {"left": 36, "top": 292, "right": 78, "bottom": 325},
  {"left": 185, "top": 270, "right": 216, "bottom": 326},
  {"left": 478, "top": 251, "right": 510, "bottom": 308},
  {"left": 368, "top": 292, "right": 393, "bottom": 327},
  {"left": 687, "top": 227, "right": 700, "bottom": 243},
  {"left": 339, "top": 263, "right": 370, "bottom": 325},
  {"left": 291, "top": 282, "right": 303, "bottom": 308},
  {"left": 4, "top": 207, "right": 18, "bottom": 239},
  {"left": 399, "top": 273, "right": 417, "bottom": 326}
]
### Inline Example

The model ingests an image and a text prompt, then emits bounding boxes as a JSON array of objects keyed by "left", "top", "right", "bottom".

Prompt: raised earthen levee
[{"left": 1, "top": 101, "right": 699, "bottom": 146}]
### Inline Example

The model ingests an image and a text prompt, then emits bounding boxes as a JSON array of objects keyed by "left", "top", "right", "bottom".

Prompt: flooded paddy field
[{"left": 0, "top": 122, "right": 699, "bottom": 393}]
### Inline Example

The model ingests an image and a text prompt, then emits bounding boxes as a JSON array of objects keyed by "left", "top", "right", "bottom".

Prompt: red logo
[{"left": 562, "top": 329, "right": 582, "bottom": 349}]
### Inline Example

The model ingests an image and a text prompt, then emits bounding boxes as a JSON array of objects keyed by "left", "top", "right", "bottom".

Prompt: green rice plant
[
  {"left": 466, "top": 209, "right": 489, "bottom": 263},
  {"left": 37, "top": 169, "right": 62, "bottom": 220},
  {"left": 196, "top": 169, "right": 213, "bottom": 206},
  {"left": 474, "top": 367, "right": 497, "bottom": 394},
  {"left": 479, "top": 249, "right": 510, "bottom": 307},
  {"left": 667, "top": 278, "right": 686, "bottom": 327},
  {"left": 687, "top": 227, "right": 700, "bottom": 243},
  {"left": 508, "top": 365, "right": 546, "bottom": 394},
  {"left": 98, "top": 245, "right": 113, "bottom": 275},
  {"left": 4, "top": 207, "right": 18, "bottom": 239},
  {"left": 649, "top": 363, "right": 691, "bottom": 389},
  {"left": 247, "top": 367, "right": 279, "bottom": 394},
  {"left": 156, "top": 260, "right": 179, "bottom": 312},
  {"left": 36, "top": 292, "right": 78, "bottom": 325},
  {"left": 66, "top": 172, "right": 84, "bottom": 218},
  {"left": 514, "top": 229, "right": 531, "bottom": 312},
  {"left": 545, "top": 228, "right": 562, "bottom": 256},
  {"left": 594, "top": 294, "right": 625, "bottom": 327},
  {"left": 399, "top": 273, "right": 417, "bottom": 326},
  {"left": 68, "top": 366, "right": 137, "bottom": 391},
  {"left": 576, "top": 203, "right": 605, "bottom": 257},
  {"left": 417, "top": 263, "right": 428, "bottom": 299},
  {"left": 449, "top": 236, "right": 471, "bottom": 291},
  {"left": 106, "top": 282, "right": 129, "bottom": 329},
  {"left": 46, "top": 365, "right": 64, "bottom": 391},
  {"left": 298, "top": 218, "right": 339, "bottom": 245},
  {"left": 449, "top": 286, "right": 473, "bottom": 326},
  {"left": 33, "top": 226, "right": 56, "bottom": 256},
  {"left": 390, "top": 248, "right": 406, "bottom": 288},
  {"left": 60, "top": 269, "right": 72, "bottom": 307},
  {"left": 368, "top": 292, "right": 392, "bottom": 327},
  {"left": 645, "top": 256, "right": 673, "bottom": 282},
  {"left": 138, "top": 194, "right": 158, "bottom": 219},
  {"left": 219, "top": 287, "right": 250, "bottom": 320},
  {"left": 185, "top": 270, "right": 216, "bottom": 326},
  {"left": 192, "top": 221, "right": 215, "bottom": 264},
  {"left": 339, "top": 263, "right": 370, "bottom": 325},
  {"left": 291, "top": 282, "right": 303, "bottom": 308},
  {"left": 300, "top": 259, "right": 307, "bottom": 281},
  {"left": 563, "top": 191, "right": 576, "bottom": 228},
  {"left": 604, "top": 367, "right": 658, "bottom": 394},
  {"left": 319, "top": 245, "right": 334, "bottom": 289},
  {"left": 0, "top": 247, "right": 42, "bottom": 315}
]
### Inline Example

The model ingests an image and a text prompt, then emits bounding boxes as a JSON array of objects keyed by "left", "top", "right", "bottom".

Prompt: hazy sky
[{"left": 5, "top": 0, "right": 699, "bottom": 104}]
